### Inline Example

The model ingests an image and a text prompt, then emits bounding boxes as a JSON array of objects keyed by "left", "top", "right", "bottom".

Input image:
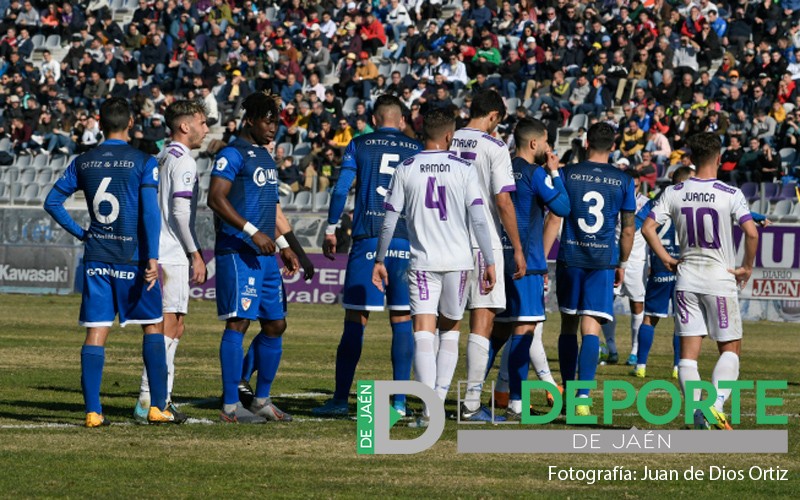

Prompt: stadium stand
[{"left": 0, "top": 0, "right": 798, "bottom": 217}]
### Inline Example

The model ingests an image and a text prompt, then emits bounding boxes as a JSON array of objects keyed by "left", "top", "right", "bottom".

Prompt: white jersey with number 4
[
  {"left": 157, "top": 141, "right": 200, "bottom": 265},
  {"left": 650, "top": 178, "right": 751, "bottom": 296},
  {"left": 449, "top": 128, "right": 515, "bottom": 250},
  {"left": 384, "top": 151, "right": 484, "bottom": 271}
]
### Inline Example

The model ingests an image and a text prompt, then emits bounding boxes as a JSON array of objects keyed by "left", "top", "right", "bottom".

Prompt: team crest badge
[{"left": 241, "top": 298, "right": 252, "bottom": 311}]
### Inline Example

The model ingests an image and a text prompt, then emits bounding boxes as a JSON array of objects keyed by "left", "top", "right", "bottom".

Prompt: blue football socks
[
  {"left": 143, "top": 333, "right": 168, "bottom": 410},
  {"left": 241, "top": 339, "right": 256, "bottom": 383},
  {"left": 485, "top": 334, "right": 508, "bottom": 376},
  {"left": 637, "top": 324, "right": 656, "bottom": 365},
  {"left": 333, "top": 321, "right": 365, "bottom": 401},
  {"left": 509, "top": 334, "right": 533, "bottom": 402},
  {"left": 673, "top": 333, "right": 681, "bottom": 367},
  {"left": 254, "top": 333, "right": 283, "bottom": 398},
  {"left": 558, "top": 333, "right": 579, "bottom": 389},
  {"left": 390, "top": 320, "right": 413, "bottom": 408},
  {"left": 577, "top": 335, "right": 600, "bottom": 397},
  {"left": 81, "top": 345, "right": 105, "bottom": 414},
  {"left": 220, "top": 329, "right": 245, "bottom": 406}
]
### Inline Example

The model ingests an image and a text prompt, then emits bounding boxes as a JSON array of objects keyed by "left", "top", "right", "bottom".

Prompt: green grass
[{"left": 0, "top": 295, "right": 797, "bottom": 498}]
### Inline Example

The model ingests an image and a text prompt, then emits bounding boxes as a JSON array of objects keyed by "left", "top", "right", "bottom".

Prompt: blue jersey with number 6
[
  {"left": 331, "top": 128, "right": 421, "bottom": 240},
  {"left": 51, "top": 139, "right": 159, "bottom": 264},
  {"left": 558, "top": 160, "right": 636, "bottom": 269}
]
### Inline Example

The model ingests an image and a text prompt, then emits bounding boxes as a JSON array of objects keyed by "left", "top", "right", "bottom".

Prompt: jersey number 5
[
  {"left": 93, "top": 177, "right": 120, "bottom": 224},
  {"left": 578, "top": 190, "right": 604, "bottom": 234},
  {"left": 376, "top": 153, "right": 401, "bottom": 197}
]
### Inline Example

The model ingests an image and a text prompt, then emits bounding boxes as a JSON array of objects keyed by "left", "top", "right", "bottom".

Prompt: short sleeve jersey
[
  {"left": 211, "top": 138, "right": 279, "bottom": 254},
  {"left": 449, "top": 127, "right": 516, "bottom": 249},
  {"left": 338, "top": 128, "right": 422, "bottom": 240},
  {"left": 51, "top": 139, "right": 159, "bottom": 264},
  {"left": 157, "top": 141, "right": 199, "bottom": 265},
  {"left": 502, "top": 157, "right": 563, "bottom": 274},
  {"left": 384, "top": 151, "right": 483, "bottom": 271},
  {"left": 638, "top": 197, "right": 680, "bottom": 276},
  {"left": 650, "top": 178, "right": 752, "bottom": 296},
  {"left": 558, "top": 161, "right": 637, "bottom": 269}
]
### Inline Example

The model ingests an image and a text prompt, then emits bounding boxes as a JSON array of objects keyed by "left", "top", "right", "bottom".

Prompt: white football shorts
[
  {"left": 674, "top": 290, "right": 742, "bottom": 342},
  {"left": 467, "top": 248, "right": 506, "bottom": 311},
  {"left": 408, "top": 269, "right": 470, "bottom": 320},
  {"left": 618, "top": 258, "right": 647, "bottom": 303},
  {"left": 161, "top": 264, "right": 190, "bottom": 314}
]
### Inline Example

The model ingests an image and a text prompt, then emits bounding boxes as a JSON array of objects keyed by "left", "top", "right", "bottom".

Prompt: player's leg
[
  {"left": 435, "top": 270, "right": 470, "bottom": 404},
  {"left": 525, "top": 274, "right": 559, "bottom": 403},
  {"left": 622, "top": 260, "right": 647, "bottom": 365},
  {"left": 633, "top": 315, "right": 658, "bottom": 378},
  {"left": 215, "top": 252, "right": 265, "bottom": 423},
  {"left": 556, "top": 262, "right": 581, "bottom": 388},
  {"left": 634, "top": 276, "right": 669, "bottom": 378},
  {"left": 600, "top": 315, "right": 619, "bottom": 364},
  {"left": 707, "top": 294, "right": 742, "bottom": 430},
  {"left": 529, "top": 322, "right": 560, "bottom": 406},
  {"left": 249, "top": 254, "right": 292, "bottom": 421},
  {"left": 463, "top": 248, "right": 505, "bottom": 418},
  {"left": 673, "top": 290, "right": 711, "bottom": 428},
  {"left": 507, "top": 322, "right": 534, "bottom": 419},
  {"left": 385, "top": 239, "right": 414, "bottom": 415},
  {"left": 489, "top": 274, "right": 517, "bottom": 408},
  {"left": 628, "top": 299, "right": 644, "bottom": 365},
  {"left": 408, "top": 270, "right": 443, "bottom": 423}
]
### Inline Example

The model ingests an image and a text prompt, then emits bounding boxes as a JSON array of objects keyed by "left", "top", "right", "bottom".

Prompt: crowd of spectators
[{"left": 1, "top": 0, "right": 800, "bottom": 195}]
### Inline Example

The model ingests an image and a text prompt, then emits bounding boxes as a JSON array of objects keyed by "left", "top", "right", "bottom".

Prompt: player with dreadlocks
[{"left": 208, "top": 91, "right": 310, "bottom": 423}]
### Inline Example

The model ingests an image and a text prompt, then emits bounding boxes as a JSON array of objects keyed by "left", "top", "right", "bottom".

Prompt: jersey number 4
[
  {"left": 376, "top": 153, "right": 401, "bottom": 197},
  {"left": 93, "top": 177, "right": 120, "bottom": 224},
  {"left": 425, "top": 177, "right": 447, "bottom": 220}
]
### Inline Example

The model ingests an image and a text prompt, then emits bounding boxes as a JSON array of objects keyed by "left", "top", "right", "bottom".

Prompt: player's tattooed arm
[
  {"left": 616, "top": 210, "right": 636, "bottom": 286},
  {"left": 496, "top": 191, "right": 526, "bottom": 279},
  {"left": 208, "top": 176, "right": 276, "bottom": 255}
]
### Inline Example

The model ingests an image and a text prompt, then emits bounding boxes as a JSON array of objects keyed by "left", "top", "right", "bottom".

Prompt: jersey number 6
[{"left": 93, "top": 177, "right": 120, "bottom": 224}]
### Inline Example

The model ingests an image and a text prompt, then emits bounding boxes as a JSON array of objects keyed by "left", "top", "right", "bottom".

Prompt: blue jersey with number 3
[
  {"left": 212, "top": 138, "right": 279, "bottom": 254},
  {"left": 338, "top": 128, "right": 421, "bottom": 240},
  {"left": 51, "top": 139, "right": 158, "bottom": 264},
  {"left": 558, "top": 160, "right": 636, "bottom": 269}
]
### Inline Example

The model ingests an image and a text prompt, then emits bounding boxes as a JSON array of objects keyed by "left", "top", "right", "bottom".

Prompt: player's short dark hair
[
  {"left": 164, "top": 100, "right": 207, "bottom": 132},
  {"left": 686, "top": 132, "right": 722, "bottom": 167},
  {"left": 99, "top": 97, "right": 131, "bottom": 133},
  {"left": 671, "top": 166, "right": 694, "bottom": 184},
  {"left": 469, "top": 89, "right": 506, "bottom": 119},
  {"left": 241, "top": 90, "right": 281, "bottom": 122},
  {"left": 586, "top": 122, "right": 616, "bottom": 153},
  {"left": 423, "top": 108, "right": 455, "bottom": 142},
  {"left": 373, "top": 94, "right": 405, "bottom": 115},
  {"left": 513, "top": 118, "right": 547, "bottom": 149}
]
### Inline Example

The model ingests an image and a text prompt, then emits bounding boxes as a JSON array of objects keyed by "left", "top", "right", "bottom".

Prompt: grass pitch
[{"left": 0, "top": 294, "right": 797, "bottom": 498}]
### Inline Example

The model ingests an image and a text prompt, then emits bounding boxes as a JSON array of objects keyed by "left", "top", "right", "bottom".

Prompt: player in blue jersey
[
  {"left": 544, "top": 122, "right": 636, "bottom": 417},
  {"left": 493, "top": 118, "right": 570, "bottom": 419},
  {"left": 313, "top": 95, "right": 422, "bottom": 417},
  {"left": 44, "top": 98, "right": 176, "bottom": 427},
  {"left": 208, "top": 91, "right": 301, "bottom": 424}
]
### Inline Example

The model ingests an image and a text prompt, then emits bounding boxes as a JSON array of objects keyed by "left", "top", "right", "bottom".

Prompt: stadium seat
[
  {"left": 279, "top": 191, "right": 294, "bottom": 207},
  {"left": 196, "top": 157, "right": 210, "bottom": 173},
  {"left": 749, "top": 199, "right": 763, "bottom": 214},
  {"left": 740, "top": 182, "right": 759, "bottom": 203},
  {"left": 313, "top": 191, "right": 330, "bottom": 211},
  {"left": 265, "top": 6, "right": 278, "bottom": 22},
  {"left": 277, "top": 142, "right": 294, "bottom": 157},
  {"left": 761, "top": 182, "right": 780, "bottom": 201},
  {"left": 505, "top": 98, "right": 519, "bottom": 115},
  {"left": 13, "top": 155, "right": 32, "bottom": 168},
  {"left": 293, "top": 143, "right": 311, "bottom": 158},
  {"left": 344, "top": 193, "right": 355, "bottom": 212},
  {"left": 19, "top": 167, "right": 36, "bottom": 184},
  {"left": 779, "top": 148, "right": 796, "bottom": 167},
  {"left": 198, "top": 172, "right": 211, "bottom": 191},
  {"left": 22, "top": 184, "right": 40, "bottom": 205},
  {"left": 45, "top": 35, "right": 61, "bottom": 50},
  {"left": 784, "top": 201, "right": 800, "bottom": 222},
  {"left": 343, "top": 97, "right": 361, "bottom": 116},
  {"left": 770, "top": 182, "right": 797, "bottom": 202},
  {"left": 392, "top": 62, "right": 409, "bottom": 76},
  {"left": 31, "top": 34, "right": 46, "bottom": 52},
  {"left": 9, "top": 182, "right": 22, "bottom": 203},
  {"left": 290, "top": 191, "right": 312, "bottom": 211},
  {"left": 770, "top": 199, "right": 792, "bottom": 217},
  {"left": 32, "top": 154, "right": 49, "bottom": 169},
  {"left": 37, "top": 168, "right": 55, "bottom": 186},
  {"left": 0, "top": 137, "right": 10, "bottom": 152},
  {"left": 378, "top": 62, "right": 392, "bottom": 78}
]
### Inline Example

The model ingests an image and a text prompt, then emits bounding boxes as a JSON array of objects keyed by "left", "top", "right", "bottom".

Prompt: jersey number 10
[{"left": 680, "top": 207, "right": 721, "bottom": 249}]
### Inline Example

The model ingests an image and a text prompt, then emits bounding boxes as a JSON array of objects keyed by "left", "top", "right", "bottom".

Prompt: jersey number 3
[
  {"left": 93, "top": 177, "right": 120, "bottom": 224},
  {"left": 376, "top": 153, "right": 401, "bottom": 197},
  {"left": 578, "top": 190, "right": 604, "bottom": 234}
]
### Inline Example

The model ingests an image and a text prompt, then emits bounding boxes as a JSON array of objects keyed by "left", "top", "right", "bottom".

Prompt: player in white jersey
[
  {"left": 643, "top": 132, "right": 758, "bottom": 430},
  {"left": 373, "top": 109, "right": 496, "bottom": 427},
  {"left": 134, "top": 101, "right": 209, "bottom": 423},
  {"left": 448, "top": 89, "right": 525, "bottom": 422},
  {"left": 602, "top": 169, "right": 650, "bottom": 366}
]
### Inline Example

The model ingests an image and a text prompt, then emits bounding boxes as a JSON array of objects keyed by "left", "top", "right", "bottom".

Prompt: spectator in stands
[
  {"left": 471, "top": 37, "right": 500, "bottom": 77},
  {"left": 353, "top": 51, "right": 378, "bottom": 100},
  {"left": 330, "top": 117, "right": 353, "bottom": 151},
  {"left": 334, "top": 52, "right": 357, "bottom": 98},
  {"left": 754, "top": 140, "right": 782, "bottom": 183},
  {"left": 635, "top": 151, "right": 658, "bottom": 190},
  {"left": 719, "top": 135, "right": 746, "bottom": 185},
  {"left": 645, "top": 123, "right": 672, "bottom": 167},
  {"left": 620, "top": 119, "right": 646, "bottom": 162},
  {"left": 279, "top": 156, "right": 304, "bottom": 194},
  {"left": 352, "top": 115, "right": 374, "bottom": 138},
  {"left": 360, "top": 12, "right": 386, "bottom": 56}
]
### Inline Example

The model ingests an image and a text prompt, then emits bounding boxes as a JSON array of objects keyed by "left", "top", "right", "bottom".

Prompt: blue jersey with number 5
[
  {"left": 335, "top": 128, "right": 421, "bottom": 240},
  {"left": 51, "top": 139, "right": 158, "bottom": 264},
  {"left": 558, "top": 160, "right": 636, "bottom": 269}
]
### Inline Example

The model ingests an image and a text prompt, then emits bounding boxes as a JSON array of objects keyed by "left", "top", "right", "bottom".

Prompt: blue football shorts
[
  {"left": 79, "top": 261, "right": 163, "bottom": 327},
  {"left": 342, "top": 237, "right": 410, "bottom": 311},
  {"left": 555, "top": 262, "right": 615, "bottom": 322},
  {"left": 495, "top": 273, "right": 546, "bottom": 323},
  {"left": 644, "top": 273, "right": 676, "bottom": 318},
  {"left": 215, "top": 252, "right": 286, "bottom": 321}
]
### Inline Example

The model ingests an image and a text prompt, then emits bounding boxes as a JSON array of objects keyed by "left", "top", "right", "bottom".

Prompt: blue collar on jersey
[
  {"left": 103, "top": 139, "right": 127, "bottom": 145},
  {"left": 377, "top": 127, "right": 400, "bottom": 132}
]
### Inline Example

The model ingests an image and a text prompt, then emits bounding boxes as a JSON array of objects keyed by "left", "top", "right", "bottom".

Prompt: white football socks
[
  {"left": 678, "top": 358, "right": 701, "bottom": 403},
  {"left": 413, "top": 331, "right": 436, "bottom": 418},
  {"left": 712, "top": 351, "right": 740, "bottom": 412},
  {"left": 435, "top": 331, "right": 460, "bottom": 401},
  {"left": 530, "top": 323, "right": 556, "bottom": 385},
  {"left": 464, "top": 334, "right": 490, "bottom": 412},
  {"left": 630, "top": 312, "right": 643, "bottom": 355},
  {"left": 166, "top": 337, "right": 178, "bottom": 401}
]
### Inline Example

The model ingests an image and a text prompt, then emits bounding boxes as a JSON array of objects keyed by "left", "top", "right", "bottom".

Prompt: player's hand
[
  {"left": 280, "top": 247, "right": 300, "bottom": 275},
  {"left": 758, "top": 218, "right": 772, "bottom": 227},
  {"left": 191, "top": 253, "right": 207, "bottom": 285},
  {"left": 545, "top": 151, "right": 560, "bottom": 172},
  {"left": 482, "top": 264, "right": 496, "bottom": 293},
  {"left": 614, "top": 266, "right": 625, "bottom": 287},
  {"left": 252, "top": 231, "right": 276, "bottom": 255},
  {"left": 512, "top": 249, "right": 526, "bottom": 280},
  {"left": 145, "top": 259, "right": 159, "bottom": 291},
  {"left": 294, "top": 250, "right": 315, "bottom": 280},
  {"left": 728, "top": 266, "right": 752, "bottom": 290},
  {"left": 323, "top": 233, "right": 337, "bottom": 260},
  {"left": 372, "top": 262, "right": 388, "bottom": 292},
  {"left": 662, "top": 257, "right": 680, "bottom": 274}
]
